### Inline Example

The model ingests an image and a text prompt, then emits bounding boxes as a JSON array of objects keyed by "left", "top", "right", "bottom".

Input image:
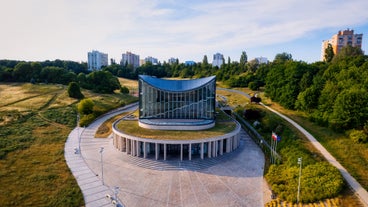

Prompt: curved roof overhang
[{"left": 139, "top": 75, "right": 216, "bottom": 92}]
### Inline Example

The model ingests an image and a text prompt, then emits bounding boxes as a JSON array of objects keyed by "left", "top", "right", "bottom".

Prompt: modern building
[
  {"left": 138, "top": 75, "right": 216, "bottom": 130},
  {"left": 321, "top": 29, "right": 363, "bottom": 61},
  {"left": 112, "top": 75, "right": 242, "bottom": 161},
  {"left": 87, "top": 50, "right": 108, "bottom": 71},
  {"left": 121, "top": 51, "right": 140, "bottom": 69},
  {"left": 212, "top": 53, "right": 224, "bottom": 68},
  {"left": 184, "top": 60, "right": 196, "bottom": 66},
  {"left": 168, "top": 57, "right": 178, "bottom": 64},
  {"left": 255, "top": 57, "right": 269, "bottom": 64},
  {"left": 144, "top": 56, "right": 159, "bottom": 65}
]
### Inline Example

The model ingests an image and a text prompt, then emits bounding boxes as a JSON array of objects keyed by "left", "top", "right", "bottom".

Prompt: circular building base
[
  {"left": 112, "top": 119, "right": 241, "bottom": 161},
  {"left": 138, "top": 119, "right": 215, "bottom": 130}
]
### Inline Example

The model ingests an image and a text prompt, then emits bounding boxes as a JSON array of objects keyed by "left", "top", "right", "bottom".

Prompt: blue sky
[{"left": 1, "top": 0, "right": 368, "bottom": 63}]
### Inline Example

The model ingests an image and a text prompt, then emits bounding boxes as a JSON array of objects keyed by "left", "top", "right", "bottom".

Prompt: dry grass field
[{"left": 0, "top": 82, "right": 137, "bottom": 206}]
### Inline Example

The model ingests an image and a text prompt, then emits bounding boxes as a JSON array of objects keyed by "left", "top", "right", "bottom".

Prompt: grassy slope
[{"left": 0, "top": 82, "right": 137, "bottom": 206}]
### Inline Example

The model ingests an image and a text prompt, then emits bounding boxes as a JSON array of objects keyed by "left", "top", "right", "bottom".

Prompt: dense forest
[{"left": 1, "top": 45, "right": 367, "bottom": 137}]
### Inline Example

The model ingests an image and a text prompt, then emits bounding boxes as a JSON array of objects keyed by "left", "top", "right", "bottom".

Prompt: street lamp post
[
  {"left": 100, "top": 147, "right": 104, "bottom": 185},
  {"left": 77, "top": 114, "right": 80, "bottom": 154},
  {"left": 297, "top": 157, "right": 302, "bottom": 203}
]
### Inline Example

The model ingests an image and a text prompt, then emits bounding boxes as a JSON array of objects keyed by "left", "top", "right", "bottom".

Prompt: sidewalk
[{"left": 65, "top": 127, "right": 115, "bottom": 207}]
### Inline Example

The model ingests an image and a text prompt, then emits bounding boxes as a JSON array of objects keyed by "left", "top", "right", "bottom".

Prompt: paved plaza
[{"left": 65, "top": 105, "right": 265, "bottom": 207}]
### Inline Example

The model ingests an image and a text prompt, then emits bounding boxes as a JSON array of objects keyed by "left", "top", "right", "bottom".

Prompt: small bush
[
  {"left": 77, "top": 98, "right": 94, "bottom": 115},
  {"left": 79, "top": 114, "right": 96, "bottom": 127},
  {"left": 67, "top": 82, "right": 84, "bottom": 99},
  {"left": 349, "top": 129, "right": 367, "bottom": 143},
  {"left": 120, "top": 86, "right": 130, "bottom": 94}
]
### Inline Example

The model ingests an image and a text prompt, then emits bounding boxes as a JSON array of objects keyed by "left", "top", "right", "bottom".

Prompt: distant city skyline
[{"left": 1, "top": 0, "right": 368, "bottom": 63}]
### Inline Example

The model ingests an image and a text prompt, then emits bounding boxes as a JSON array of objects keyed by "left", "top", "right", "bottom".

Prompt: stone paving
[{"left": 65, "top": 104, "right": 265, "bottom": 207}]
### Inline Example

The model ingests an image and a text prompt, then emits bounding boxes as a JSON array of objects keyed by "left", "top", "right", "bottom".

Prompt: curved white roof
[{"left": 139, "top": 75, "right": 216, "bottom": 92}]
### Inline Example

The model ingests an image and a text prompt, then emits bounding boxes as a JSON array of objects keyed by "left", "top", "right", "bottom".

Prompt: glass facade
[{"left": 139, "top": 75, "right": 216, "bottom": 120}]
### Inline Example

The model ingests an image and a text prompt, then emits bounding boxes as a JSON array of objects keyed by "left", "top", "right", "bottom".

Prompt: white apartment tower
[
  {"left": 121, "top": 51, "right": 140, "bottom": 69},
  {"left": 212, "top": 53, "right": 224, "bottom": 68},
  {"left": 87, "top": 50, "right": 108, "bottom": 71}
]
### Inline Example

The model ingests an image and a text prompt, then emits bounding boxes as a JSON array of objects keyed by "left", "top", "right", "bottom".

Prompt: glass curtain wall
[{"left": 139, "top": 78, "right": 215, "bottom": 120}]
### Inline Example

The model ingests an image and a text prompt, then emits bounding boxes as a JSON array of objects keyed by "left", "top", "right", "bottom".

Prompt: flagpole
[
  {"left": 274, "top": 139, "right": 278, "bottom": 164},
  {"left": 270, "top": 135, "right": 274, "bottom": 164}
]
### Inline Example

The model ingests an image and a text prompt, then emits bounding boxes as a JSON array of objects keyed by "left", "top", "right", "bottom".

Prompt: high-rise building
[
  {"left": 168, "top": 57, "right": 178, "bottom": 64},
  {"left": 212, "top": 53, "right": 224, "bottom": 68},
  {"left": 87, "top": 50, "right": 108, "bottom": 71},
  {"left": 121, "top": 51, "right": 140, "bottom": 69},
  {"left": 321, "top": 29, "right": 363, "bottom": 61},
  {"left": 144, "top": 56, "right": 158, "bottom": 65}
]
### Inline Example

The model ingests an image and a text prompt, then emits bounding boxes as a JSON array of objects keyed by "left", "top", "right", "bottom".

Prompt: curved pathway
[
  {"left": 218, "top": 87, "right": 368, "bottom": 206},
  {"left": 65, "top": 103, "right": 265, "bottom": 207},
  {"left": 261, "top": 103, "right": 368, "bottom": 207}
]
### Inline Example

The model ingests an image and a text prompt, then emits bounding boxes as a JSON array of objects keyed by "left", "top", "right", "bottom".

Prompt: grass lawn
[
  {"left": 114, "top": 109, "right": 236, "bottom": 140},
  {"left": 0, "top": 82, "right": 137, "bottom": 206}
]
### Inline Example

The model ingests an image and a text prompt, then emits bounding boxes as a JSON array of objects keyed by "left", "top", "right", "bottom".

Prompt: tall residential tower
[
  {"left": 120, "top": 51, "right": 140, "bottom": 69},
  {"left": 87, "top": 50, "right": 108, "bottom": 71},
  {"left": 321, "top": 29, "right": 363, "bottom": 61}
]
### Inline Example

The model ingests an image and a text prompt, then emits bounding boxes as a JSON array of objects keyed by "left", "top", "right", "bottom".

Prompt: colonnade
[{"left": 112, "top": 129, "right": 241, "bottom": 161}]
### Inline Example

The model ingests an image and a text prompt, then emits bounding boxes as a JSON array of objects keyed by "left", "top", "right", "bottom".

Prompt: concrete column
[
  {"left": 180, "top": 144, "right": 183, "bottom": 161},
  {"left": 200, "top": 142, "right": 204, "bottom": 160},
  {"left": 164, "top": 144, "right": 167, "bottom": 161},
  {"left": 212, "top": 141, "right": 216, "bottom": 157},
  {"left": 137, "top": 141, "right": 141, "bottom": 157},
  {"left": 226, "top": 138, "right": 231, "bottom": 153},
  {"left": 220, "top": 139, "right": 223, "bottom": 155},
  {"left": 122, "top": 137, "right": 126, "bottom": 152},
  {"left": 188, "top": 143, "right": 192, "bottom": 160},
  {"left": 215, "top": 141, "right": 218, "bottom": 157},
  {"left": 155, "top": 143, "right": 159, "bottom": 160},
  {"left": 126, "top": 139, "right": 131, "bottom": 154},
  {"left": 132, "top": 140, "right": 136, "bottom": 156},
  {"left": 208, "top": 142, "right": 212, "bottom": 158},
  {"left": 143, "top": 142, "right": 147, "bottom": 158}
]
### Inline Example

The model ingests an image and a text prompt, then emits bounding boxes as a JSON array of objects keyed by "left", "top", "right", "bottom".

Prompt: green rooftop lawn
[{"left": 115, "top": 110, "right": 237, "bottom": 140}]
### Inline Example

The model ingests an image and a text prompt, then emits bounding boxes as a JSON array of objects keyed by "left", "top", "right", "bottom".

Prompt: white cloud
[{"left": 0, "top": 0, "right": 367, "bottom": 62}]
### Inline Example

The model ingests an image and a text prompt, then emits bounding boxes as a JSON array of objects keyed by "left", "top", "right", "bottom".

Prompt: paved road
[
  {"left": 218, "top": 87, "right": 368, "bottom": 206},
  {"left": 65, "top": 103, "right": 265, "bottom": 207}
]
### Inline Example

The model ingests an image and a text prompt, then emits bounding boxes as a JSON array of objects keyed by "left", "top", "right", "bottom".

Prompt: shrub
[
  {"left": 67, "top": 82, "right": 84, "bottom": 99},
  {"left": 120, "top": 86, "right": 130, "bottom": 94},
  {"left": 267, "top": 162, "right": 343, "bottom": 203},
  {"left": 79, "top": 114, "right": 96, "bottom": 127},
  {"left": 77, "top": 98, "right": 94, "bottom": 115},
  {"left": 349, "top": 129, "right": 367, "bottom": 143}
]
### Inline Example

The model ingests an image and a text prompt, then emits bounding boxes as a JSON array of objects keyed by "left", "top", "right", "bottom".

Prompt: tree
[
  {"left": 324, "top": 43, "right": 334, "bottom": 62},
  {"left": 240, "top": 51, "right": 248, "bottom": 65},
  {"left": 329, "top": 87, "right": 368, "bottom": 130},
  {"left": 202, "top": 55, "right": 208, "bottom": 65},
  {"left": 67, "top": 82, "right": 84, "bottom": 99},
  {"left": 274, "top": 52, "right": 292, "bottom": 63}
]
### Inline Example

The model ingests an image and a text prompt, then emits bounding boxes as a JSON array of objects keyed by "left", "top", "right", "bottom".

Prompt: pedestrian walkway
[{"left": 65, "top": 103, "right": 266, "bottom": 207}]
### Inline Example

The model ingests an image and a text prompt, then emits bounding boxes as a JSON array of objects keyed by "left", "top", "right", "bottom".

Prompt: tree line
[
  {"left": 0, "top": 59, "right": 120, "bottom": 94},
  {"left": 1, "top": 47, "right": 367, "bottom": 136}
]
